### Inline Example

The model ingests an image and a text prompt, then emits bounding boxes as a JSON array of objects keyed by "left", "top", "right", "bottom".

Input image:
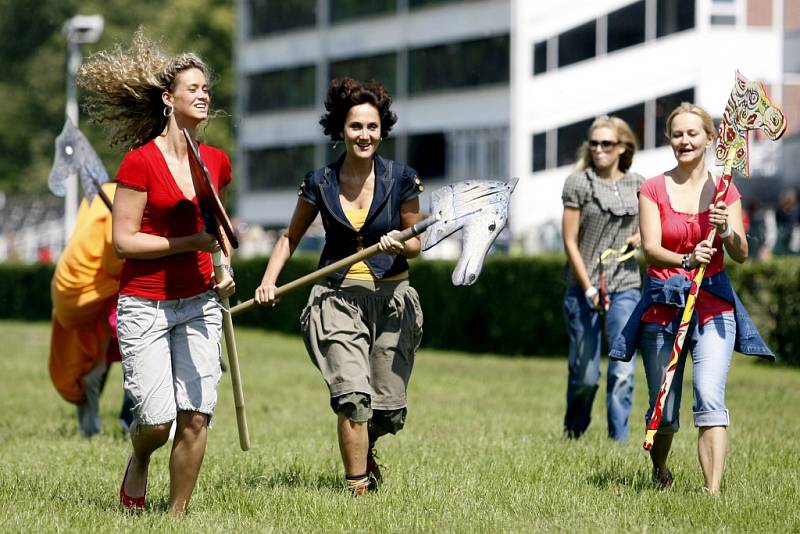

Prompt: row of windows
[
  {"left": 531, "top": 88, "right": 694, "bottom": 172},
  {"left": 247, "top": 0, "right": 481, "bottom": 37},
  {"left": 533, "top": 0, "right": 695, "bottom": 75},
  {"left": 248, "top": 127, "right": 508, "bottom": 191},
  {"left": 246, "top": 35, "right": 509, "bottom": 113}
]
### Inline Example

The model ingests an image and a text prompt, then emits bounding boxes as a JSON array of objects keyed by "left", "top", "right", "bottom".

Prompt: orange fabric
[{"left": 49, "top": 183, "right": 123, "bottom": 403}]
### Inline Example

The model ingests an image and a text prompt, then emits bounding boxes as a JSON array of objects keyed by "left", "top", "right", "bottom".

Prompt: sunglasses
[{"left": 589, "top": 140, "right": 619, "bottom": 151}]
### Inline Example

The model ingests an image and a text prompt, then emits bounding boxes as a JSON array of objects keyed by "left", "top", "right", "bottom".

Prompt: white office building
[{"left": 235, "top": 0, "right": 798, "bottom": 253}]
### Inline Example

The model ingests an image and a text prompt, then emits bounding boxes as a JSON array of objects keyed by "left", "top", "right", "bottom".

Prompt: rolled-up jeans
[
  {"left": 640, "top": 312, "right": 735, "bottom": 433},
  {"left": 563, "top": 287, "right": 640, "bottom": 442}
]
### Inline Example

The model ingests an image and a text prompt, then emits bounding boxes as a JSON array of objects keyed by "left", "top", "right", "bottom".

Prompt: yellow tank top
[{"left": 342, "top": 207, "right": 408, "bottom": 281}]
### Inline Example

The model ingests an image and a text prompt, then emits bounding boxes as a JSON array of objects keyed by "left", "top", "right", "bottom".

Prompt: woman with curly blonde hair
[{"left": 78, "top": 30, "right": 235, "bottom": 515}]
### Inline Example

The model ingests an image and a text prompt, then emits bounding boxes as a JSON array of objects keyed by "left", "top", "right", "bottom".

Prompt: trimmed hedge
[{"left": 3, "top": 256, "right": 800, "bottom": 366}]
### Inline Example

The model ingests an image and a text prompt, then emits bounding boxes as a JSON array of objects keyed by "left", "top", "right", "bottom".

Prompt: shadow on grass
[
  {"left": 241, "top": 464, "right": 342, "bottom": 492},
  {"left": 587, "top": 464, "right": 654, "bottom": 492}
]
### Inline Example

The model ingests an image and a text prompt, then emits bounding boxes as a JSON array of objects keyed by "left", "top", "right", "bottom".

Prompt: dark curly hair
[{"left": 319, "top": 78, "right": 398, "bottom": 141}]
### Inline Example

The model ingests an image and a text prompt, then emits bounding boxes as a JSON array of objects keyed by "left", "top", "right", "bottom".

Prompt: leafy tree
[{"left": 0, "top": 0, "right": 234, "bottom": 199}]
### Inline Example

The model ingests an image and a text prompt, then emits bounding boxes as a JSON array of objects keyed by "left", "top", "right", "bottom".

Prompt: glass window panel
[
  {"left": 655, "top": 88, "right": 695, "bottom": 146},
  {"left": 532, "top": 132, "right": 546, "bottom": 172},
  {"left": 409, "top": 0, "right": 480, "bottom": 8},
  {"left": 609, "top": 103, "right": 645, "bottom": 150},
  {"left": 710, "top": 14, "right": 736, "bottom": 25},
  {"left": 557, "top": 118, "right": 594, "bottom": 167},
  {"left": 657, "top": 0, "right": 695, "bottom": 38},
  {"left": 608, "top": 1, "right": 646, "bottom": 53},
  {"left": 331, "top": 0, "right": 396, "bottom": 23},
  {"left": 248, "top": 145, "right": 317, "bottom": 190},
  {"left": 330, "top": 52, "right": 398, "bottom": 95},
  {"left": 558, "top": 20, "right": 596, "bottom": 68},
  {"left": 408, "top": 35, "right": 509, "bottom": 94},
  {"left": 533, "top": 41, "right": 547, "bottom": 75},
  {"left": 247, "top": 66, "right": 316, "bottom": 113},
  {"left": 248, "top": 0, "right": 317, "bottom": 37},
  {"left": 407, "top": 133, "right": 446, "bottom": 179}
]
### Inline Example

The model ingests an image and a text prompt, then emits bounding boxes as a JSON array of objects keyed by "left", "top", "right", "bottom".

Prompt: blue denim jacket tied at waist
[{"left": 609, "top": 271, "right": 774, "bottom": 362}]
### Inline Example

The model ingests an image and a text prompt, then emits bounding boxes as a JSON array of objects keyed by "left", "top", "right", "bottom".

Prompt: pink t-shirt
[
  {"left": 115, "top": 140, "right": 232, "bottom": 300},
  {"left": 640, "top": 174, "right": 740, "bottom": 325}
]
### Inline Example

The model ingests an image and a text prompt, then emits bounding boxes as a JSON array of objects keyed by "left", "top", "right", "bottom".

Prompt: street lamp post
[{"left": 61, "top": 15, "right": 103, "bottom": 242}]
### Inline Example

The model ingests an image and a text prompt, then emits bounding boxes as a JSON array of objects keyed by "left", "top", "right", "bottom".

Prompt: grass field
[{"left": 0, "top": 320, "right": 798, "bottom": 533}]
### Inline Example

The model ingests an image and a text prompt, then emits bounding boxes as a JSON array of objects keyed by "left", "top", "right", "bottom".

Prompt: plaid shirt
[{"left": 562, "top": 168, "right": 644, "bottom": 292}]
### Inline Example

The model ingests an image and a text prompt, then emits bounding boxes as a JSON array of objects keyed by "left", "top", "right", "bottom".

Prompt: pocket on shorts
[
  {"left": 401, "top": 285, "right": 424, "bottom": 354},
  {"left": 116, "top": 295, "right": 158, "bottom": 341}
]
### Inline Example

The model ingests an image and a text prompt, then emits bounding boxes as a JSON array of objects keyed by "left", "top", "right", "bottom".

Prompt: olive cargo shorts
[{"left": 301, "top": 279, "right": 423, "bottom": 414}]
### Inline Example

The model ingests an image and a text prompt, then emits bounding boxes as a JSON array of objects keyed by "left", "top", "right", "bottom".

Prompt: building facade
[
  {"left": 235, "top": 0, "right": 798, "bottom": 253},
  {"left": 511, "top": 0, "right": 799, "bottom": 252},
  {"left": 235, "top": 0, "right": 512, "bottom": 229}
]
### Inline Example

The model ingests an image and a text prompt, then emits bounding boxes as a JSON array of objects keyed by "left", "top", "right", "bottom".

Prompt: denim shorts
[
  {"left": 117, "top": 291, "right": 223, "bottom": 426},
  {"left": 641, "top": 312, "right": 736, "bottom": 433}
]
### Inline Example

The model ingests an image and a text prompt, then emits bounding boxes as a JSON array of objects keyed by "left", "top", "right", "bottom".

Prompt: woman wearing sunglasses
[{"left": 561, "top": 116, "right": 644, "bottom": 443}]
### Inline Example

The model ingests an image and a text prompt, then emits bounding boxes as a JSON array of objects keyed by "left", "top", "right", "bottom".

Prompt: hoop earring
[{"left": 163, "top": 105, "right": 173, "bottom": 118}]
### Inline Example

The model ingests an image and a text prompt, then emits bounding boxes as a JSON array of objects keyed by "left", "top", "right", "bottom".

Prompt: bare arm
[
  {"left": 254, "top": 198, "right": 319, "bottom": 305},
  {"left": 380, "top": 197, "right": 422, "bottom": 257},
  {"left": 562, "top": 206, "right": 592, "bottom": 292},
  {"left": 710, "top": 199, "right": 748, "bottom": 263},
  {"left": 112, "top": 184, "right": 217, "bottom": 260}
]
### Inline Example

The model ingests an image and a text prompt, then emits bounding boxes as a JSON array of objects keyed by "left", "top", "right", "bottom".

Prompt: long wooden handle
[
  {"left": 230, "top": 214, "right": 440, "bottom": 316},
  {"left": 213, "top": 251, "right": 250, "bottom": 451}
]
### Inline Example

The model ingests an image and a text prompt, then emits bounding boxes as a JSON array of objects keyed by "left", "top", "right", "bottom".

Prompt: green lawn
[{"left": 0, "top": 320, "right": 798, "bottom": 533}]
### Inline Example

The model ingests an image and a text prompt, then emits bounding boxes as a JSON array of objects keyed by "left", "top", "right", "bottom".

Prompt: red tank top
[{"left": 640, "top": 174, "right": 740, "bottom": 325}]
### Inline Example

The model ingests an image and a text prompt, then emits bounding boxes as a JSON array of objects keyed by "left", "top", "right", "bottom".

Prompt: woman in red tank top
[
  {"left": 78, "top": 30, "right": 235, "bottom": 515},
  {"left": 638, "top": 103, "right": 748, "bottom": 494}
]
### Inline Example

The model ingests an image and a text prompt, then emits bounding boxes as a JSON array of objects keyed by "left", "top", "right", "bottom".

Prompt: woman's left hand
[
  {"left": 708, "top": 201, "right": 729, "bottom": 234},
  {"left": 625, "top": 232, "right": 641, "bottom": 249},
  {"left": 378, "top": 230, "right": 405, "bottom": 256},
  {"left": 215, "top": 270, "right": 236, "bottom": 299}
]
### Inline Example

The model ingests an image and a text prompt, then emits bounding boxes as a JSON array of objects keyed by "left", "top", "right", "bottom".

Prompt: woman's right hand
[
  {"left": 690, "top": 239, "right": 716, "bottom": 267},
  {"left": 191, "top": 231, "right": 220, "bottom": 253},
  {"left": 254, "top": 282, "right": 279, "bottom": 307}
]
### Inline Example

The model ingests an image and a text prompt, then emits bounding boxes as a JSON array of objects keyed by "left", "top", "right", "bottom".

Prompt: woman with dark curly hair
[
  {"left": 255, "top": 78, "right": 424, "bottom": 496},
  {"left": 78, "top": 30, "right": 235, "bottom": 515}
]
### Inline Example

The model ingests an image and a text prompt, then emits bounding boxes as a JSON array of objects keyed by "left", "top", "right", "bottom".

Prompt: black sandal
[{"left": 652, "top": 466, "right": 674, "bottom": 489}]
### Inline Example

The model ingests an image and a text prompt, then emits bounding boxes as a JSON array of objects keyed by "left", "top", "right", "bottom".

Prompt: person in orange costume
[{"left": 49, "top": 181, "right": 133, "bottom": 436}]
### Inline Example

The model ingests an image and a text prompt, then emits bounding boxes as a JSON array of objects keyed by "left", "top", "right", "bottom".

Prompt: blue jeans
[
  {"left": 563, "top": 287, "right": 640, "bottom": 442},
  {"left": 640, "top": 313, "right": 735, "bottom": 433}
]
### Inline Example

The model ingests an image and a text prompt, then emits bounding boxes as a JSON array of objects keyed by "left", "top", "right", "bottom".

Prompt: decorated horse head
[{"left": 715, "top": 70, "right": 787, "bottom": 176}]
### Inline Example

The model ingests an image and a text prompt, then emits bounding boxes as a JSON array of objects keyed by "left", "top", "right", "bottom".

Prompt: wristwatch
[{"left": 681, "top": 253, "right": 692, "bottom": 270}]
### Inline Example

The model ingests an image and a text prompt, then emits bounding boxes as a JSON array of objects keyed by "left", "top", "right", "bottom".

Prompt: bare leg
[
  {"left": 698, "top": 426, "right": 727, "bottom": 494},
  {"left": 168, "top": 411, "right": 208, "bottom": 515},
  {"left": 337, "top": 412, "right": 368, "bottom": 476},
  {"left": 124, "top": 422, "right": 172, "bottom": 498},
  {"left": 649, "top": 432, "right": 675, "bottom": 486}
]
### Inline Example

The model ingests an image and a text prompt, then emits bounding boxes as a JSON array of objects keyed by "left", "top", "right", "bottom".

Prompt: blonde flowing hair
[
  {"left": 575, "top": 116, "right": 638, "bottom": 173},
  {"left": 77, "top": 28, "right": 211, "bottom": 149},
  {"left": 664, "top": 102, "right": 717, "bottom": 140}
]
